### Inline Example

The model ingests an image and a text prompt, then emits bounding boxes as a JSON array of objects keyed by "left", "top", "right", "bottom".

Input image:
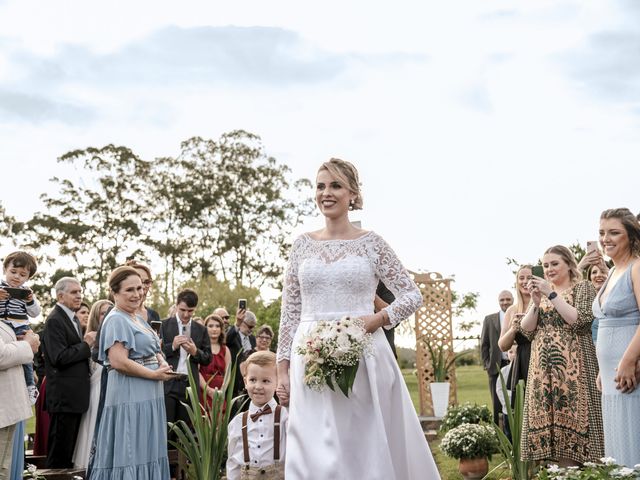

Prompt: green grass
[{"left": 403, "top": 365, "right": 510, "bottom": 480}]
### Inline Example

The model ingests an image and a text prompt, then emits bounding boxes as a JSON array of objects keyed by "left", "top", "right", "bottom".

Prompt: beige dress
[{"left": 519, "top": 281, "right": 604, "bottom": 463}]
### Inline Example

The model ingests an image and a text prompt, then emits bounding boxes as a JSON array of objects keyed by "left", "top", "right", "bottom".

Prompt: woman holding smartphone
[
  {"left": 593, "top": 208, "right": 640, "bottom": 467},
  {"left": 498, "top": 265, "right": 533, "bottom": 394},
  {"left": 519, "top": 246, "right": 602, "bottom": 466}
]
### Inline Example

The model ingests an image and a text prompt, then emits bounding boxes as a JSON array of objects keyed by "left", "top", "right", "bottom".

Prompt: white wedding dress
[{"left": 277, "top": 231, "right": 440, "bottom": 480}]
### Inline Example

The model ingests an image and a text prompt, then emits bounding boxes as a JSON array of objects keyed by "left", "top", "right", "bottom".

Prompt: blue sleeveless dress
[{"left": 593, "top": 262, "right": 640, "bottom": 467}]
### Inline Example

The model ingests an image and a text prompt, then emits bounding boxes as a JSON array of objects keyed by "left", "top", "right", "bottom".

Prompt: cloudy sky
[{"left": 1, "top": 0, "right": 639, "bottom": 339}]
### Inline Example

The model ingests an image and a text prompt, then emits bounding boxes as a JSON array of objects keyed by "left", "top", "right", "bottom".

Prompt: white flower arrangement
[
  {"left": 296, "top": 316, "right": 372, "bottom": 397},
  {"left": 537, "top": 458, "right": 640, "bottom": 479},
  {"left": 439, "top": 423, "right": 499, "bottom": 460}
]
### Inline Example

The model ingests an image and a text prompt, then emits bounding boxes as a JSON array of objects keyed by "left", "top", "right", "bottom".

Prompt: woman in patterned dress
[{"left": 519, "top": 245, "right": 603, "bottom": 466}]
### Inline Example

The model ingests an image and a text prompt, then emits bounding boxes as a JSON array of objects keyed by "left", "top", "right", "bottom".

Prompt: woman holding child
[{"left": 275, "top": 158, "right": 439, "bottom": 479}]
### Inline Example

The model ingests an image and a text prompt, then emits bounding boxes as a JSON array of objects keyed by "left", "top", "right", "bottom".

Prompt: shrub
[
  {"left": 537, "top": 458, "right": 640, "bottom": 479},
  {"left": 440, "top": 402, "right": 491, "bottom": 432},
  {"left": 440, "top": 423, "right": 499, "bottom": 460}
]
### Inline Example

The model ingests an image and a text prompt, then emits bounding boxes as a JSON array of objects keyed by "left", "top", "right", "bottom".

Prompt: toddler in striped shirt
[{"left": 0, "top": 251, "right": 41, "bottom": 404}]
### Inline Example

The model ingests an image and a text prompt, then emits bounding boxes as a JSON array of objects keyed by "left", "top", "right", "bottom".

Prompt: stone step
[
  {"left": 424, "top": 429, "right": 439, "bottom": 442},
  {"left": 419, "top": 416, "right": 443, "bottom": 432}
]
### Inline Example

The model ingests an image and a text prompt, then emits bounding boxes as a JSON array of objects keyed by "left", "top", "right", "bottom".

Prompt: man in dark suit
[
  {"left": 160, "top": 289, "right": 211, "bottom": 437},
  {"left": 42, "top": 277, "right": 96, "bottom": 468},
  {"left": 480, "top": 290, "right": 513, "bottom": 425},
  {"left": 375, "top": 281, "right": 398, "bottom": 358},
  {"left": 226, "top": 309, "right": 256, "bottom": 397}
]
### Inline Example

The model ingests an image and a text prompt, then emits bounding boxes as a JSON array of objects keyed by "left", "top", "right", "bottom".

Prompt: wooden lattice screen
[{"left": 412, "top": 271, "right": 457, "bottom": 416}]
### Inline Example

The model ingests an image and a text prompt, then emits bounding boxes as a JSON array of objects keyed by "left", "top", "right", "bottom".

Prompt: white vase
[{"left": 429, "top": 382, "right": 450, "bottom": 418}]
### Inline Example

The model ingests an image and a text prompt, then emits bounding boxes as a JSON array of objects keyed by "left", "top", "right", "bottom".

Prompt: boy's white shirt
[
  {"left": 227, "top": 397, "right": 288, "bottom": 480},
  {"left": 496, "top": 363, "right": 512, "bottom": 415}
]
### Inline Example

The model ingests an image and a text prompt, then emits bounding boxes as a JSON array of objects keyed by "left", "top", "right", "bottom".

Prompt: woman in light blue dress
[
  {"left": 89, "top": 266, "right": 173, "bottom": 480},
  {"left": 594, "top": 208, "right": 640, "bottom": 467}
]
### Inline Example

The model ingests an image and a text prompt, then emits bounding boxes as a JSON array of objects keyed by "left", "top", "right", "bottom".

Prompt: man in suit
[
  {"left": 226, "top": 309, "right": 257, "bottom": 397},
  {"left": 42, "top": 277, "right": 96, "bottom": 468},
  {"left": 213, "top": 307, "right": 230, "bottom": 331},
  {"left": 481, "top": 290, "right": 513, "bottom": 425},
  {"left": 160, "top": 289, "right": 211, "bottom": 439},
  {"left": 0, "top": 319, "right": 39, "bottom": 476}
]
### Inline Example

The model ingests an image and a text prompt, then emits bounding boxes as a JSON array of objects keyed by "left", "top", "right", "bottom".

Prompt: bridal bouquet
[{"left": 296, "top": 316, "right": 372, "bottom": 397}]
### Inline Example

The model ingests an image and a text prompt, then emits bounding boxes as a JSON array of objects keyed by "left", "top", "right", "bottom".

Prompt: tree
[
  {"left": 0, "top": 202, "right": 25, "bottom": 250},
  {"left": 176, "top": 130, "right": 314, "bottom": 288},
  {"left": 26, "top": 145, "right": 151, "bottom": 297}
]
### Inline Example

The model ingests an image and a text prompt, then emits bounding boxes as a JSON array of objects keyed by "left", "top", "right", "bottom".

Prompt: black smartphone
[
  {"left": 150, "top": 320, "right": 162, "bottom": 334},
  {"left": 238, "top": 298, "right": 247, "bottom": 310},
  {"left": 1, "top": 287, "right": 31, "bottom": 300},
  {"left": 531, "top": 265, "right": 545, "bottom": 279}
]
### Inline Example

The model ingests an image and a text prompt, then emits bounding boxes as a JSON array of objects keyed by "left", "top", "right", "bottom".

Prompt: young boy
[
  {"left": 227, "top": 350, "right": 287, "bottom": 480},
  {"left": 0, "top": 251, "right": 41, "bottom": 404},
  {"left": 496, "top": 345, "right": 517, "bottom": 441}
]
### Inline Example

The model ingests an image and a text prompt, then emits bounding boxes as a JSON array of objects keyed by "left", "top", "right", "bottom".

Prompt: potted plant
[
  {"left": 440, "top": 402, "right": 492, "bottom": 433},
  {"left": 440, "top": 423, "right": 499, "bottom": 480},
  {"left": 423, "top": 337, "right": 468, "bottom": 417}
]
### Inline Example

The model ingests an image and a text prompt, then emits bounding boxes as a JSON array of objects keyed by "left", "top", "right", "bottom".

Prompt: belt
[
  {"left": 131, "top": 355, "right": 159, "bottom": 366},
  {"left": 597, "top": 316, "right": 640, "bottom": 328},
  {"left": 299, "top": 311, "right": 371, "bottom": 323}
]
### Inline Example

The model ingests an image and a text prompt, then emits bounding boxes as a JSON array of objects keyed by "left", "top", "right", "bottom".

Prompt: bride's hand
[
  {"left": 277, "top": 361, "right": 290, "bottom": 406},
  {"left": 361, "top": 313, "right": 385, "bottom": 333}
]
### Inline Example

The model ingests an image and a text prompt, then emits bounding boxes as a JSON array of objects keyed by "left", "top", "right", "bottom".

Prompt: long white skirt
[{"left": 287, "top": 324, "right": 441, "bottom": 480}]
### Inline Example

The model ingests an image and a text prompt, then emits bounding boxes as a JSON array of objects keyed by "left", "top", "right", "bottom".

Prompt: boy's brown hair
[
  {"left": 3, "top": 251, "right": 38, "bottom": 278},
  {"left": 244, "top": 350, "right": 277, "bottom": 371}
]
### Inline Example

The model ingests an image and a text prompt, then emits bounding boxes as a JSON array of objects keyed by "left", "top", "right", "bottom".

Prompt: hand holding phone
[
  {"left": 238, "top": 298, "right": 247, "bottom": 311},
  {"left": 587, "top": 241, "right": 598, "bottom": 254},
  {"left": 531, "top": 265, "right": 545, "bottom": 279},
  {"left": 1, "top": 287, "right": 31, "bottom": 300}
]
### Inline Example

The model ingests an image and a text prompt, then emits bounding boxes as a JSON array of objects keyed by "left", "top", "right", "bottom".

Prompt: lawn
[{"left": 403, "top": 365, "right": 510, "bottom": 480}]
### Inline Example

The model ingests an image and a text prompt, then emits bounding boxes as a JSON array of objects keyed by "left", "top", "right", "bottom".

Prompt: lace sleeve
[
  {"left": 370, "top": 233, "right": 423, "bottom": 328},
  {"left": 276, "top": 237, "right": 304, "bottom": 362}
]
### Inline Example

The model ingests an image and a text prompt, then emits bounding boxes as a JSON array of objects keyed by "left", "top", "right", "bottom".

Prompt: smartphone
[
  {"left": 150, "top": 320, "right": 162, "bottom": 334},
  {"left": 531, "top": 265, "right": 545, "bottom": 279},
  {"left": 238, "top": 298, "right": 247, "bottom": 310},
  {"left": 1, "top": 287, "right": 31, "bottom": 300},
  {"left": 586, "top": 241, "right": 598, "bottom": 253}
]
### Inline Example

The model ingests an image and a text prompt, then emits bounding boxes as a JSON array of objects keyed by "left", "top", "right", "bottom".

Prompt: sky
[{"left": 1, "top": 0, "right": 639, "bottom": 344}]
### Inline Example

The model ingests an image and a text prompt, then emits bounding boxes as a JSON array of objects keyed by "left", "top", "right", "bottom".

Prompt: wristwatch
[{"left": 547, "top": 291, "right": 558, "bottom": 300}]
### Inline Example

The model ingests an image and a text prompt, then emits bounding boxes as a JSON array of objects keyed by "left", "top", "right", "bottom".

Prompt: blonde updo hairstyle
[{"left": 318, "top": 158, "right": 363, "bottom": 211}]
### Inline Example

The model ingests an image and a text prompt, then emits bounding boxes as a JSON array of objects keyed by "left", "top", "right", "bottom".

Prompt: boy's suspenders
[{"left": 241, "top": 405, "right": 282, "bottom": 466}]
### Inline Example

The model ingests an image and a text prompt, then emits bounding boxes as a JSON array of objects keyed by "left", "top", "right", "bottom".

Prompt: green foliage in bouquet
[
  {"left": 439, "top": 402, "right": 492, "bottom": 433},
  {"left": 537, "top": 458, "right": 640, "bottom": 479},
  {"left": 168, "top": 357, "right": 239, "bottom": 480},
  {"left": 440, "top": 423, "right": 499, "bottom": 460}
]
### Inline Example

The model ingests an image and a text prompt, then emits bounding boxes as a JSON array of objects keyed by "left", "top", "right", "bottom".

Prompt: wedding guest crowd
[{"left": 4, "top": 199, "right": 640, "bottom": 477}]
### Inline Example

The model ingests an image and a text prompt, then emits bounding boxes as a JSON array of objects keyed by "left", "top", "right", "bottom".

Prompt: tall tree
[
  {"left": 26, "top": 145, "right": 150, "bottom": 297},
  {"left": 177, "top": 130, "right": 314, "bottom": 287}
]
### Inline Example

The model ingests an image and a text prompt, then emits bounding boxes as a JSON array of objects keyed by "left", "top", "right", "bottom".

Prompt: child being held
[
  {"left": 0, "top": 251, "right": 41, "bottom": 404},
  {"left": 227, "top": 350, "right": 287, "bottom": 480}
]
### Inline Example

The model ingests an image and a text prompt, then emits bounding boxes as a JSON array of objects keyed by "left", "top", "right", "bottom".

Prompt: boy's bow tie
[{"left": 250, "top": 404, "right": 272, "bottom": 422}]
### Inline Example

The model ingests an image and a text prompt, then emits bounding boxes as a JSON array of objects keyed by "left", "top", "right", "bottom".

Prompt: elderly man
[
  {"left": 42, "top": 277, "right": 96, "bottom": 468},
  {"left": 0, "top": 318, "right": 39, "bottom": 477},
  {"left": 481, "top": 290, "right": 514, "bottom": 426}
]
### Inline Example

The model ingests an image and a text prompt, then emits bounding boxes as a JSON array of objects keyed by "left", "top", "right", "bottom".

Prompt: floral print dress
[{"left": 519, "top": 280, "right": 604, "bottom": 463}]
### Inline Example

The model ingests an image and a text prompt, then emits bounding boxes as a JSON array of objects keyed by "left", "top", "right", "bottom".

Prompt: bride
[{"left": 276, "top": 158, "right": 440, "bottom": 479}]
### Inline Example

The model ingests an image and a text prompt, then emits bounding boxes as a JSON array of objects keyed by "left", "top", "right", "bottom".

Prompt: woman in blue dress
[
  {"left": 594, "top": 208, "right": 640, "bottom": 467},
  {"left": 89, "top": 266, "right": 173, "bottom": 480}
]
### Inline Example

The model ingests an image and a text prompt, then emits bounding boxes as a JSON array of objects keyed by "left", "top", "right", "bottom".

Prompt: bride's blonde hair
[{"left": 318, "top": 158, "right": 363, "bottom": 210}]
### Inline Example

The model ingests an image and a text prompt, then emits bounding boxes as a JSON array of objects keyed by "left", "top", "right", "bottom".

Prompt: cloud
[
  {"left": 11, "top": 26, "right": 426, "bottom": 90},
  {"left": 561, "top": 0, "right": 640, "bottom": 104},
  {"left": 0, "top": 89, "right": 95, "bottom": 124}
]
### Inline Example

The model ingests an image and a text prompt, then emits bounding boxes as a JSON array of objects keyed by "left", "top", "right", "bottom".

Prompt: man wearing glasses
[
  {"left": 226, "top": 308, "right": 257, "bottom": 397},
  {"left": 213, "top": 307, "right": 231, "bottom": 331}
]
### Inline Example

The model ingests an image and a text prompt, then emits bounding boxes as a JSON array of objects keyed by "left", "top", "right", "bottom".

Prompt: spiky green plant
[
  {"left": 485, "top": 371, "right": 533, "bottom": 480},
  {"left": 168, "top": 359, "right": 239, "bottom": 480},
  {"left": 423, "top": 337, "right": 468, "bottom": 382}
]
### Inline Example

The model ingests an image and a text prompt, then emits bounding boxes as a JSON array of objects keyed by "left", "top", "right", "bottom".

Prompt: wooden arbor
[{"left": 413, "top": 272, "right": 456, "bottom": 416}]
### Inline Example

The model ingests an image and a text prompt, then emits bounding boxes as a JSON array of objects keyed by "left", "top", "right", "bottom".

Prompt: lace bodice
[{"left": 276, "top": 231, "right": 422, "bottom": 361}]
